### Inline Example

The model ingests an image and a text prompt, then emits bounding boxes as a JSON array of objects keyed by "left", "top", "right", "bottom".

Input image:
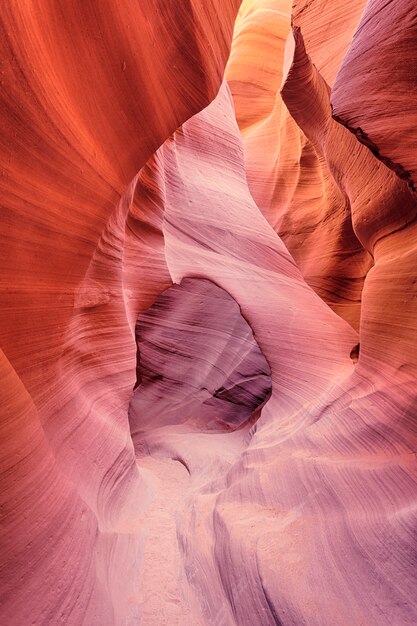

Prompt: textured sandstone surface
[
  {"left": 130, "top": 278, "right": 272, "bottom": 437},
  {"left": 226, "top": 0, "right": 373, "bottom": 330},
  {"left": 331, "top": 0, "right": 417, "bottom": 192},
  {"left": 0, "top": 2, "right": 240, "bottom": 624},
  {"left": 1, "top": 0, "right": 417, "bottom": 625}
]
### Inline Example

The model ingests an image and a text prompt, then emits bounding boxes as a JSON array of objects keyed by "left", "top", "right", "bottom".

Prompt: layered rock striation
[
  {"left": 130, "top": 278, "right": 272, "bottom": 438},
  {"left": 1, "top": 0, "right": 417, "bottom": 625}
]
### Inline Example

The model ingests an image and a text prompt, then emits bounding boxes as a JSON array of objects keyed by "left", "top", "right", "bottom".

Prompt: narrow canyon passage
[
  {"left": 132, "top": 455, "right": 204, "bottom": 625},
  {"left": 1, "top": 0, "right": 417, "bottom": 624},
  {"left": 134, "top": 431, "right": 250, "bottom": 625},
  {"left": 129, "top": 277, "right": 274, "bottom": 623}
]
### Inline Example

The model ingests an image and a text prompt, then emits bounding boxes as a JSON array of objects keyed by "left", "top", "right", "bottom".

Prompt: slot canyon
[{"left": 1, "top": 1, "right": 417, "bottom": 624}]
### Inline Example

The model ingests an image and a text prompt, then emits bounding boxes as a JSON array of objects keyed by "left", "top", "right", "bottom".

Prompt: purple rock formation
[{"left": 129, "top": 278, "right": 272, "bottom": 440}]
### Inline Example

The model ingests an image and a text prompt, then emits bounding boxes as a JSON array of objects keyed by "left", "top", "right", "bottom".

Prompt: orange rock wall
[{"left": 0, "top": 2, "right": 240, "bottom": 623}]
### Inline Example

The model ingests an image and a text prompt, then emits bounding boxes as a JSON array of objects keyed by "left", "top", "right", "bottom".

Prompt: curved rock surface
[
  {"left": 129, "top": 277, "right": 272, "bottom": 438},
  {"left": 226, "top": 0, "right": 375, "bottom": 330},
  {"left": 0, "top": 1, "right": 240, "bottom": 624},
  {"left": 1, "top": 1, "right": 417, "bottom": 625},
  {"left": 331, "top": 0, "right": 417, "bottom": 192},
  {"left": 139, "top": 77, "right": 417, "bottom": 625}
]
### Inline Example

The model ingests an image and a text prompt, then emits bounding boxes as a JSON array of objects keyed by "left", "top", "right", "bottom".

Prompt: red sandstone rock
[
  {"left": 0, "top": 2, "right": 240, "bottom": 624},
  {"left": 226, "top": 1, "right": 372, "bottom": 330},
  {"left": 292, "top": 0, "right": 368, "bottom": 87},
  {"left": 2, "top": 1, "right": 417, "bottom": 625},
  {"left": 331, "top": 0, "right": 417, "bottom": 192}
]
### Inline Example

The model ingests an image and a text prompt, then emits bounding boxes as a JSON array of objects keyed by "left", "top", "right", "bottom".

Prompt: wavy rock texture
[
  {"left": 0, "top": 2, "right": 240, "bottom": 624},
  {"left": 130, "top": 278, "right": 272, "bottom": 437},
  {"left": 2, "top": 0, "right": 417, "bottom": 625},
  {"left": 331, "top": 0, "right": 417, "bottom": 192},
  {"left": 138, "top": 77, "right": 417, "bottom": 625},
  {"left": 226, "top": 0, "right": 373, "bottom": 330}
]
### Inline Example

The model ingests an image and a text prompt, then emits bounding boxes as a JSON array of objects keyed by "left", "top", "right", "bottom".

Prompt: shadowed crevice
[{"left": 129, "top": 277, "right": 272, "bottom": 442}]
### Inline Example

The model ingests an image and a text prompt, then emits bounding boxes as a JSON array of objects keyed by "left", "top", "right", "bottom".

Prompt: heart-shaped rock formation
[{"left": 129, "top": 277, "right": 272, "bottom": 439}]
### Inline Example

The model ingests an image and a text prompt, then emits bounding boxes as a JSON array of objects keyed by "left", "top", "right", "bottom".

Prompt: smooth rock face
[
  {"left": 2, "top": 1, "right": 417, "bottom": 625},
  {"left": 130, "top": 278, "right": 272, "bottom": 437}
]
